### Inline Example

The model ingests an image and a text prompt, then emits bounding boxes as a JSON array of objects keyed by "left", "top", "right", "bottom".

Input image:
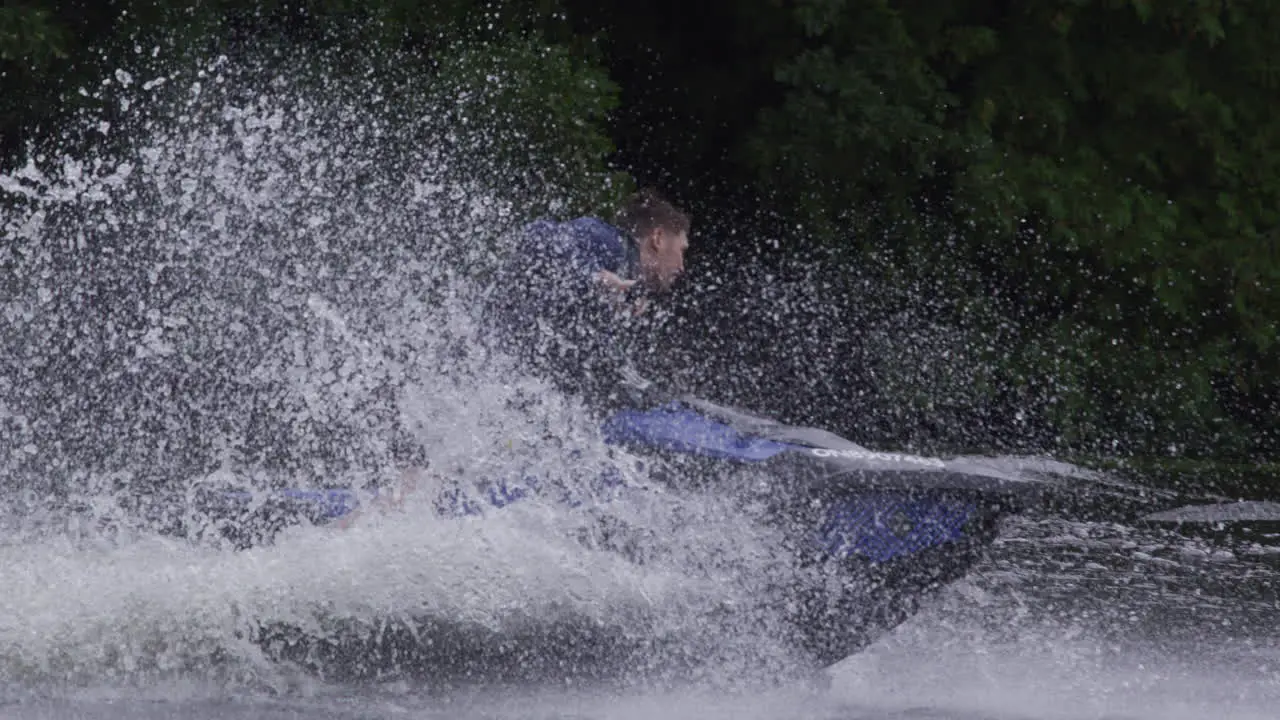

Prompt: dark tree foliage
[
  {"left": 569, "top": 0, "right": 1280, "bottom": 459},
  {"left": 3, "top": 0, "right": 1278, "bottom": 461}
]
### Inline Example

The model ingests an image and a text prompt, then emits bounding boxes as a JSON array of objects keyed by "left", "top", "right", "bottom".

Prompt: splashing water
[
  {"left": 0, "top": 53, "right": 812, "bottom": 693},
  {"left": 3, "top": 47, "right": 1278, "bottom": 720}
]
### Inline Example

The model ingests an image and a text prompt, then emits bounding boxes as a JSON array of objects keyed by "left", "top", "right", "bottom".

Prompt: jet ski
[{"left": 176, "top": 367, "right": 1150, "bottom": 680}]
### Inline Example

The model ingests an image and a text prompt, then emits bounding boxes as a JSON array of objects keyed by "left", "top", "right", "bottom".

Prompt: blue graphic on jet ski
[{"left": 600, "top": 402, "right": 794, "bottom": 461}]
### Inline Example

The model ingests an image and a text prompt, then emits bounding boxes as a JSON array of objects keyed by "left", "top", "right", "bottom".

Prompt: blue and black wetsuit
[
  {"left": 516, "top": 216, "right": 638, "bottom": 297},
  {"left": 483, "top": 216, "right": 641, "bottom": 403}
]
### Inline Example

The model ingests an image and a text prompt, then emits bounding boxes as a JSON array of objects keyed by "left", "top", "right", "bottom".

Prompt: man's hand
[
  {"left": 596, "top": 269, "right": 636, "bottom": 294},
  {"left": 596, "top": 270, "right": 648, "bottom": 317}
]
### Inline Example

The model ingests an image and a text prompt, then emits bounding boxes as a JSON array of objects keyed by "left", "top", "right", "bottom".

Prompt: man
[
  {"left": 341, "top": 191, "right": 691, "bottom": 530},
  {"left": 594, "top": 187, "right": 691, "bottom": 308},
  {"left": 507, "top": 188, "right": 689, "bottom": 310},
  {"left": 484, "top": 188, "right": 691, "bottom": 403}
]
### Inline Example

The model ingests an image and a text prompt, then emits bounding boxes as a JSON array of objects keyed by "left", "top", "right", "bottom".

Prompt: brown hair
[{"left": 615, "top": 188, "right": 690, "bottom": 240}]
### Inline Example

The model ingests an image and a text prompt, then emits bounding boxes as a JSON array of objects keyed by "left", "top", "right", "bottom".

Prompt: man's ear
[{"left": 646, "top": 228, "right": 666, "bottom": 251}]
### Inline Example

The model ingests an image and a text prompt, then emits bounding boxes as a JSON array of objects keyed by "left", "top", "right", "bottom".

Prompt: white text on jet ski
[{"left": 809, "top": 448, "right": 946, "bottom": 468}]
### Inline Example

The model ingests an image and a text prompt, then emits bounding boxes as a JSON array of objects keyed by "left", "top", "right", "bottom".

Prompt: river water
[
  {"left": 2, "top": 56, "right": 1277, "bottom": 720},
  {"left": 2, "top": 512, "right": 1276, "bottom": 720}
]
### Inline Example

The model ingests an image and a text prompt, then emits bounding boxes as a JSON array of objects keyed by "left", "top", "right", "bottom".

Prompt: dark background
[{"left": 2, "top": 0, "right": 1277, "bottom": 469}]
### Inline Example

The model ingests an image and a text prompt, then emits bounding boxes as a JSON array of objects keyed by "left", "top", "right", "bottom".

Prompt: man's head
[{"left": 615, "top": 188, "right": 690, "bottom": 291}]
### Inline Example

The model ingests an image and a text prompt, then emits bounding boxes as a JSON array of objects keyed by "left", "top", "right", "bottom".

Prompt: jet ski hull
[
  {"left": 175, "top": 394, "right": 1045, "bottom": 676},
  {"left": 197, "top": 493, "right": 1009, "bottom": 670}
]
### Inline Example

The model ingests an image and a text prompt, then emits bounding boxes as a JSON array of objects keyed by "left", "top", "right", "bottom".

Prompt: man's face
[{"left": 639, "top": 227, "right": 688, "bottom": 291}]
